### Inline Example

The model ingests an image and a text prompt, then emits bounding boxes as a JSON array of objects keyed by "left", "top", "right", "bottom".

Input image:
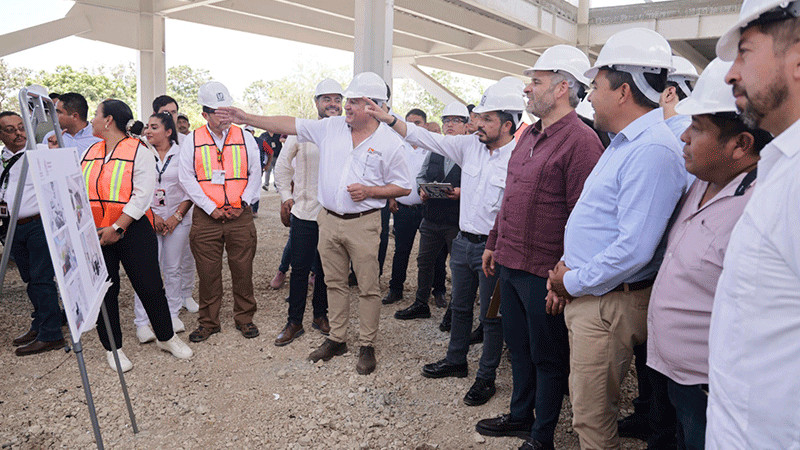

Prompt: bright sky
[{"left": 2, "top": 0, "right": 657, "bottom": 97}]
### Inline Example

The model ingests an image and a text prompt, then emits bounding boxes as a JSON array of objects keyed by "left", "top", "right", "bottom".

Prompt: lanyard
[
  {"left": 156, "top": 154, "right": 174, "bottom": 184},
  {"left": 734, "top": 168, "right": 757, "bottom": 196}
]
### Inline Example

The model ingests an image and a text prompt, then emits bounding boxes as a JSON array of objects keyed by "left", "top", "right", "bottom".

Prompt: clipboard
[{"left": 419, "top": 182, "right": 453, "bottom": 199}]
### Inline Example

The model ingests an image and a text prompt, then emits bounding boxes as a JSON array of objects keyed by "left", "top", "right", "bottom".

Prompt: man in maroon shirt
[{"left": 475, "top": 45, "right": 604, "bottom": 450}]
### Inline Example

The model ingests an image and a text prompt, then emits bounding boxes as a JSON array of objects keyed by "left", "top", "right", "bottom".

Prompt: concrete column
[
  {"left": 353, "top": 0, "right": 394, "bottom": 96},
  {"left": 136, "top": 0, "right": 166, "bottom": 119},
  {"left": 577, "top": 0, "right": 590, "bottom": 57}
]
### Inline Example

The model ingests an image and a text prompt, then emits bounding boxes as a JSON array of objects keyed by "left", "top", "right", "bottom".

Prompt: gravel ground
[{"left": 0, "top": 190, "right": 647, "bottom": 449}]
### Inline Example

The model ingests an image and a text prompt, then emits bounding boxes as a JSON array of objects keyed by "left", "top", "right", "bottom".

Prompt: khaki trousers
[
  {"left": 317, "top": 209, "right": 381, "bottom": 346},
  {"left": 564, "top": 287, "right": 650, "bottom": 449},
  {"left": 190, "top": 206, "right": 257, "bottom": 328}
]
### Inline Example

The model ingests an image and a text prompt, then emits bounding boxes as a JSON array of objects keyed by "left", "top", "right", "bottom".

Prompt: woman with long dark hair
[{"left": 84, "top": 99, "right": 192, "bottom": 371}]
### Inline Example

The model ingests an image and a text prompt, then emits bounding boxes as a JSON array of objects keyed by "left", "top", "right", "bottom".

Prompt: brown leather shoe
[
  {"left": 308, "top": 338, "right": 347, "bottom": 362},
  {"left": 356, "top": 346, "right": 376, "bottom": 375},
  {"left": 236, "top": 322, "right": 260, "bottom": 339},
  {"left": 12, "top": 329, "right": 37, "bottom": 346},
  {"left": 189, "top": 326, "right": 221, "bottom": 342},
  {"left": 274, "top": 322, "right": 304, "bottom": 347},
  {"left": 311, "top": 317, "right": 330, "bottom": 335},
  {"left": 15, "top": 339, "right": 65, "bottom": 356}
]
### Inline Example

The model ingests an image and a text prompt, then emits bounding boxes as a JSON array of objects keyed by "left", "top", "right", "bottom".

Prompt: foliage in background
[
  {"left": 27, "top": 63, "right": 138, "bottom": 112},
  {"left": 165, "top": 65, "right": 211, "bottom": 128},
  {"left": 0, "top": 60, "right": 32, "bottom": 112},
  {"left": 391, "top": 69, "right": 492, "bottom": 125}
]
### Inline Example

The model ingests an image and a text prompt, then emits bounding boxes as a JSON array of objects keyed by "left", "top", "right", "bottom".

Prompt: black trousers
[{"left": 96, "top": 217, "right": 173, "bottom": 350}]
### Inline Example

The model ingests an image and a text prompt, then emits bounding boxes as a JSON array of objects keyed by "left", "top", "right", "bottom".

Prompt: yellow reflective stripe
[
  {"left": 201, "top": 145, "right": 213, "bottom": 179},
  {"left": 109, "top": 160, "right": 127, "bottom": 202},
  {"left": 231, "top": 145, "right": 241, "bottom": 178},
  {"left": 82, "top": 160, "right": 95, "bottom": 194}
]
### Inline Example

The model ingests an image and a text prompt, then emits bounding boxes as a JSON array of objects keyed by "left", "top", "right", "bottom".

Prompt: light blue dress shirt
[
  {"left": 665, "top": 114, "right": 691, "bottom": 140},
  {"left": 562, "top": 108, "right": 685, "bottom": 297}
]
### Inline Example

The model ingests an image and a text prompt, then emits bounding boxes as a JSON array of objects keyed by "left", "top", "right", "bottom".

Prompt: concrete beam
[
  {"left": 0, "top": 15, "right": 92, "bottom": 57},
  {"left": 670, "top": 41, "right": 710, "bottom": 72},
  {"left": 394, "top": 63, "right": 464, "bottom": 105}
]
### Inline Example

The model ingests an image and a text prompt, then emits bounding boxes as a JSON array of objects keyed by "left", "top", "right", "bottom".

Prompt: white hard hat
[
  {"left": 585, "top": 28, "right": 673, "bottom": 104},
  {"left": 198, "top": 81, "right": 233, "bottom": 108},
  {"left": 668, "top": 56, "right": 700, "bottom": 98},
  {"left": 675, "top": 58, "right": 737, "bottom": 116},
  {"left": 343, "top": 72, "right": 388, "bottom": 101},
  {"left": 472, "top": 79, "right": 526, "bottom": 127},
  {"left": 524, "top": 45, "right": 591, "bottom": 87},
  {"left": 441, "top": 102, "right": 469, "bottom": 119},
  {"left": 717, "top": 0, "right": 800, "bottom": 61},
  {"left": 314, "top": 78, "right": 344, "bottom": 98},
  {"left": 576, "top": 98, "right": 594, "bottom": 121}
]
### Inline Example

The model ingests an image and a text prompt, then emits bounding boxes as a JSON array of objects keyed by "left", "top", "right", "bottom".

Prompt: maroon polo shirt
[{"left": 486, "top": 110, "right": 603, "bottom": 278}]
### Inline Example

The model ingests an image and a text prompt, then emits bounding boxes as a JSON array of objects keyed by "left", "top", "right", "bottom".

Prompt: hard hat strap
[{"left": 615, "top": 65, "right": 663, "bottom": 104}]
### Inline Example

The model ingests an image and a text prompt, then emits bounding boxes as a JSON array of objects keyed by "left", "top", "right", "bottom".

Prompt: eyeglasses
[
  {"left": 442, "top": 117, "right": 467, "bottom": 124},
  {"left": 0, "top": 125, "right": 25, "bottom": 134}
]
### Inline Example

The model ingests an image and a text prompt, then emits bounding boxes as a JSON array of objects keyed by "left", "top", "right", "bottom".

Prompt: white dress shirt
[
  {"left": 1, "top": 147, "right": 39, "bottom": 219},
  {"left": 395, "top": 142, "right": 428, "bottom": 206},
  {"left": 295, "top": 116, "right": 411, "bottom": 214},
  {"left": 274, "top": 135, "right": 322, "bottom": 222},
  {"left": 118, "top": 141, "right": 157, "bottom": 221},
  {"left": 151, "top": 143, "right": 190, "bottom": 221},
  {"left": 706, "top": 118, "right": 800, "bottom": 449},
  {"left": 178, "top": 125, "right": 262, "bottom": 215},
  {"left": 404, "top": 122, "right": 513, "bottom": 236}
]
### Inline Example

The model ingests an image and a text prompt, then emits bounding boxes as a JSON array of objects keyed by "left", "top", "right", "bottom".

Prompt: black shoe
[
  {"left": 476, "top": 414, "right": 534, "bottom": 438},
  {"left": 617, "top": 412, "right": 649, "bottom": 441},
  {"left": 395, "top": 302, "right": 431, "bottom": 320},
  {"left": 519, "top": 438, "right": 554, "bottom": 450},
  {"left": 421, "top": 358, "right": 468, "bottom": 379},
  {"left": 439, "top": 306, "right": 452, "bottom": 332},
  {"left": 433, "top": 292, "right": 447, "bottom": 308},
  {"left": 463, "top": 377, "right": 496, "bottom": 406},
  {"left": 469, "top": 323, "right": 484, "bottom": 345},
  {"left": 348, "top": 271, "right": 358, "bottom": 287},
  {"left": 381, "top": 290, "right": 403, "bottom": 305}
]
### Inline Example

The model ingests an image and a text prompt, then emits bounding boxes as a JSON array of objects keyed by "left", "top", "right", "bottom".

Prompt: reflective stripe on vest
[
  {"left": 81, "top": 137, "right": 139, "bottom": 228},
  {"left": 193, "top": 125, "right": 249, "bottom": 208}
]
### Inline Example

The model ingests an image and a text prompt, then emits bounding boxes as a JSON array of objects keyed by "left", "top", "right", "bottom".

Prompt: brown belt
[
  {"left": 17, "top": 214, "right": 41, "bottom": 225},
  {"left": 610, "top": 278, "right": 655, "bottom": 293},
  {"left": 325, "top": 208, "right": 379, "bottom": 220}
]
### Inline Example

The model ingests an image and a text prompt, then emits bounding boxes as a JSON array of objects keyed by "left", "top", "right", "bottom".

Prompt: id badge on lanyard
[{"left": 211, "top": 170, "right": 226, "bottom": 185}]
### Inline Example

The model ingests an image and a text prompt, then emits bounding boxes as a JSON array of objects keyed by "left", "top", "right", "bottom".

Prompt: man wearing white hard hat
[
  {"left": 660, "top": 56, "right": 700, "bottom": 140},
  {"left": 475, "top": 45, "right": 604, "bottom": 449},
  {"left": 646, "top": 58, "right": 771, "bottom": 450},
  {"left": 216, "top": 72, "right": 411, "bottom": 375},
  {"left": 706, "top": 1, "right": 800, "bottom": 447},
  {"left": 271, "top": 78, "right": 343, "bottom": 347},
  {"left": 544, "top": 28, "right": 686, "bottom": 448},
  {"left": 394, "top": 102, "right": 468, "bottom": 322},
  {"left": 178, "top": 81, "right": 263, "bottom": 342},
  {"left": 364, "top": 80, "right": 522, "bottom": 407}
]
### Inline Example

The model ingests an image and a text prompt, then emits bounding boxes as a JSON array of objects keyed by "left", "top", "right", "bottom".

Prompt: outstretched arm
[
  {"left": 363, "top": 98, "right": 408, "bottom": 137},
  {"left": 216, "top": 106, "right": 297, "bottom": 136}
]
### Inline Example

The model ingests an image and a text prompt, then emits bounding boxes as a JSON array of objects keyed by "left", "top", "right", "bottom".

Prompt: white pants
[{"left": 134, "top": 221, "right": 195, "bottom": 326}]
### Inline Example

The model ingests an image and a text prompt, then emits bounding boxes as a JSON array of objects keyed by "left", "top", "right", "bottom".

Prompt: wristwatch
[
  {"left": 112, "top": 223, "right": 125, "bottom": 235},
  {"left": 173, "top": 211, "right": 184, "bottom": 222}
]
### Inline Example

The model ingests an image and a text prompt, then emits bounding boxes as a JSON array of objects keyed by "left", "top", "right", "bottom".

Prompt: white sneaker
[
  {"left": 172, "top": 316, "right": 185, "bottom": 333},
  {"left": 183, "top": 297, "right": 199, "bottom": 313},
  {"left": 107, "top": 349, "right": 133, "bottom": 372},
  {"left": 156, "top": 335, "right": 193, "bottom": 359},
  {"left": 136, "top": 325, "right": 156, "bottom": 344}
]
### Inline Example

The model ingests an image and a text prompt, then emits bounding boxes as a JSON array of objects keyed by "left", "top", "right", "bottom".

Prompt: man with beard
[
  {"left": 271, "top": 78, "right": 343, "bottom": 346},
  {"left": 475, "top": 45, "right": 603, "bottom": 450},
  {"left": 706, "top": 1, "right": 800, "bottom": 447},
  {"left": 364, "top": 79, "right": 525, "bottom": 407}
]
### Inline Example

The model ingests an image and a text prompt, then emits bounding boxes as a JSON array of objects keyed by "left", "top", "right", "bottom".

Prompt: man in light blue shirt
[
  {"left": 546, "top": 28, "right": 686, "bottom": 449},
  {"left": 42, "top": 92, "right": 101, "bottom": 156}
]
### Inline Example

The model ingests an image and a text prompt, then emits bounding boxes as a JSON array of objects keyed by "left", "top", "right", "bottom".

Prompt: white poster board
[{"left": 26, "top": 147, "right": 110, "bottom": 340}]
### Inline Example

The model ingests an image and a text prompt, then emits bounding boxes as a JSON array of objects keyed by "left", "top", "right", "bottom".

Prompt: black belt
[
  {"left": 325, "top": 208, "right": 379, "bottom": 220},
  {"left": 610, "top": 278, "right": 655, "bottom": 293},
  {"left": 461, "top": 231, "right": 487, "bottom": 244},
  {"left": 17, "top": 214, "right": 41, "bottom": 225}
]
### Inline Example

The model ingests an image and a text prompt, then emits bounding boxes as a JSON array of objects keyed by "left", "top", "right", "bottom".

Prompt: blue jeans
[
  {"left": 414, "top": 218, "right": 458, "bottom": 304},
  {"left": 11, "top": 217, "right": 63, "bottom": 342},
  {"left": 287, "top": 215, "right": 327, "bottom": 325},
  {"left": 499, "top": 265, "right": 568, "bottom": 444},
  {"left": 667, "top": 378, "right": 707, "bottom": 450},
  {"left": 388, "top": 203, "right": 423, "bottom": 293},
  {"left": 445, "top": 233, "right": 502, "bottom": 381}
]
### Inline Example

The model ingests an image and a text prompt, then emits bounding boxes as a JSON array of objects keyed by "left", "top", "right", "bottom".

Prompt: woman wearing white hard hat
[
  {"left": 83, "top": 99, "right": 193, "bottom": 372},
  {"left": 648, "top": 58, "right": 772, "bottom": 450}
]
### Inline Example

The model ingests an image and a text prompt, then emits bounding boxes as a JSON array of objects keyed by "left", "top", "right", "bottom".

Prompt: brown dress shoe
[
  {"left": 12, "top": 329, "right": 37, "bottom": 346},
  {"left": 236, "top": 322, "right": 260, "bottom": 339},
  {"left": 311, "top": 317, "right": 330, "bottom": 335},
  {"left": 15, "top": 339, "right": 65, "bottom": 356},
  {"left": 274, "top": 322, "right": 304, "bottom": 346},
  {"left": 308, "top": 338, "right": 347, "bottom": 362},
  {"left": 356, "top": 346, "right": 376, "bottom": 375},
  {"left": 189, "top": 326, "right": 221, "bottom": 342}
]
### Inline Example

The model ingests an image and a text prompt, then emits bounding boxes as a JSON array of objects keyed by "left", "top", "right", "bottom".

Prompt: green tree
[
  {"left": 27, "top": 64, "right": 138, "bottom": 113},
  {"left": 392, "top": 69, "right": 492, "bottom": 125},
  {"left": 0, "top": 59, "right": 32, "bottom": 112},
  {"left": 166, "top": 65, "right": 211, "bottom": 128}
]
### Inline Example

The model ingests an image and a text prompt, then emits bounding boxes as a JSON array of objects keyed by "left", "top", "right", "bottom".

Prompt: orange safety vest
[
  {"left": 193, "top": 125, "right": 249, "bottom": 208},
  {"left": 81, "top": 137, "right": 153, "bottom": 228}
]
